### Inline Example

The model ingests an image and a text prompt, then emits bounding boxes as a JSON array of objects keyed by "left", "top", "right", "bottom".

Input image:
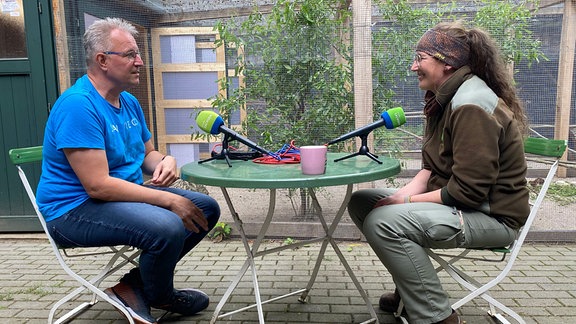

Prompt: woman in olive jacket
[{"left": 348, "top": 21, "right": 529, "bottom": 324}]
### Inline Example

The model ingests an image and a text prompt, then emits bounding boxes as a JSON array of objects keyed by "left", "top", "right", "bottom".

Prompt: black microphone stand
[
  {"left": 334, "top": 131, "right": 382, "bottom": 164},
  {"left": 198, "top": 133, "right": 233, "bottom": 167}
]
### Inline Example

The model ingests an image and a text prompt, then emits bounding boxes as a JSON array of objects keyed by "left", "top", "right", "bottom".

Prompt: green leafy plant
[
  {"left": 0, "top": 292, "right": 13, "bottom": 302},
  {"left": 371, "top": 0, "right": 545, "bottom": 154},
  {"left": 209, "top": 0, "right": 354, "bottom": 217},
  {"left": 205, "top": 0, "right": 545, "bottom": 151},
  {"left": 208, "top": 222, "right": 233, "bottom": 243},
  {"left": 346, "top": 243, "right": 364, "bottom": 252},
  {"left": 198, "top": 0, "right": 545, "bottom": 217},
  {"left": 211, "top": 0, "right": 354, "bottom": 148},
  {"left": 473, "top": 0, "right": 545, "bottom": 66},
  {"left": 529, "top": 180, "right": 576, "bottom": 205},
  {"left": 283, "top": 237, "right": 301, "bottom": 250},
  {"left": 0, "top": 285, "right": 52, "bottom": 301}
]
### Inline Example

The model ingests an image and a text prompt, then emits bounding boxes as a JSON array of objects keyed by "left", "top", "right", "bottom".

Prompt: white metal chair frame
[
  {"left": 9, "top": 146, "right": 141, "bottom": 324},
  {"left": 394, "top": 137, "right": 568, "bottom": 324}
]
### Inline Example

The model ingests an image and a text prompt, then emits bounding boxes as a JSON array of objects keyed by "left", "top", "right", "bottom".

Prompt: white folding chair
[
  {"left": 395, "top": 137, "right": 568, "bottom": 324},
  {"left": 9, "top": 146, "right": 142, "bottom": 324}
]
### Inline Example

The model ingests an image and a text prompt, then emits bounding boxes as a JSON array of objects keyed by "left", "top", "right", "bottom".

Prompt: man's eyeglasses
[{"left": 102, "top": 50, "right": 141, "bottom": 60}]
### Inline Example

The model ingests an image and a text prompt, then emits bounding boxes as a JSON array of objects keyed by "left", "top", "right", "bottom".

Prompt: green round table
[
  {"left": 180, "top": 153, "right": 401, "bottom": 324},
  {"left": 181, "top": 152, "right": 400, "bottom": 188}
]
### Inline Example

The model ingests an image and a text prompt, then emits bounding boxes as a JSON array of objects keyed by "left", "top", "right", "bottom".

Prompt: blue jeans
[{"left": 46, "top": 186, "right": 220, "bottom": 304}]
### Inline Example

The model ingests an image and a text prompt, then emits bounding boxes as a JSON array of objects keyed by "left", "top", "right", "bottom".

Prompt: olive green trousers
[{"left": 348, "top": 188, "right": 516, "bottom": 324}]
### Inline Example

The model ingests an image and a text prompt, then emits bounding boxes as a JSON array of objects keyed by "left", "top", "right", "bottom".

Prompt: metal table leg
[
  {"left": 211, "top": 185, "right": 378, "bottom": 324},
  {"left": 211, "top": 187, "right": 272, "bottom": 324},
  {"left": 299, "top": 185, "right": 378, "bottom": 323}
]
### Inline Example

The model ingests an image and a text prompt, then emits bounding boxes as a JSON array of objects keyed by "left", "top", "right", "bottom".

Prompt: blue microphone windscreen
[{"left": 381, "top": 107, "right": 406, "bottom": 129}]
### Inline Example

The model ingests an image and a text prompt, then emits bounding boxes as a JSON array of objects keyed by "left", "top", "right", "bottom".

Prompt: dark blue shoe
[
  {"left": 151, "top": 288, "right": 209, "bottom": 316},
  {"left": 105, "top": 281, "right": 157, "bottom": 324}
]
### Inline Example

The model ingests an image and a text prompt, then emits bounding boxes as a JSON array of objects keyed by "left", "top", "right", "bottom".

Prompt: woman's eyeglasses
[{"left": 413, "top": 53, "right": 424, "bottom": 68}]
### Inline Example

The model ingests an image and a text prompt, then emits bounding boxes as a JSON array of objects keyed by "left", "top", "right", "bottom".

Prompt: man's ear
[{"left": 95, "top": 53, "right": 108, "bottom": 69}]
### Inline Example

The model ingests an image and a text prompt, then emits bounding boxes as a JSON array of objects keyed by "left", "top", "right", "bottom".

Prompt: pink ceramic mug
[{"left": 300, "top": 145, "right": 327, "bottom": 175}]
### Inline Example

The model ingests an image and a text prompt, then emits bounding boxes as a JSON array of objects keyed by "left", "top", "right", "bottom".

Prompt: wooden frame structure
[{"left": 150, "top": 27, "right": 227, "bottom": 161}]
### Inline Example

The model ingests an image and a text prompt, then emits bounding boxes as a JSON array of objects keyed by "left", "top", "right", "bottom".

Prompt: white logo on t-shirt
[{"left": 123, "top": 118, "right": 139, "bottom": 129}]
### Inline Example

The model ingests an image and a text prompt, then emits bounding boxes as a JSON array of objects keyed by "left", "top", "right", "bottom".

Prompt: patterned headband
[{"left": 415, "top": 29, "right": 470, "bottom": 68}]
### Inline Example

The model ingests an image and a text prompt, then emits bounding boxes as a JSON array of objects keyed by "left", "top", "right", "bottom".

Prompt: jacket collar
[{"left": 435, "top": 65, "right": 472, "bottom": 107}]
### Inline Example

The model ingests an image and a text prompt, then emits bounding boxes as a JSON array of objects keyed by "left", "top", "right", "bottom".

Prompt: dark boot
[
  {"left": 378, "top": 289, "right": 402, "bottom": 313},
  {"left": 434, "top": 310, "right": 463, "bottom": 324}
]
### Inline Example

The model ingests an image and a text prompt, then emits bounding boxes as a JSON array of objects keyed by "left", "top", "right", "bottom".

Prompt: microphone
[
  {"left": 196, "top": 110, "right": 277, "bottom": 158},
  {"left": 328, "top": 107, "right": 406, "bottom": 145}
]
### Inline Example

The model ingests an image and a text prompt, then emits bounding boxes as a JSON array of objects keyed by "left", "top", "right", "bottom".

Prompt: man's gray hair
[{"left": 83, "top": 17, "right": 138, "bottom": 66}]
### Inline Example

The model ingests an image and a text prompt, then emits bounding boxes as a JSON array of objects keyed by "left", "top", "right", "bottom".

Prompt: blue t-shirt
[{"left": 36, "top": 75, "right": 152, "bottom": 221}]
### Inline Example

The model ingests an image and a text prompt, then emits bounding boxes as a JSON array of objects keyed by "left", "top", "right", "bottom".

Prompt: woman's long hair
[{"left": 434, "top": 21, "right": 528, "bottom": 134}]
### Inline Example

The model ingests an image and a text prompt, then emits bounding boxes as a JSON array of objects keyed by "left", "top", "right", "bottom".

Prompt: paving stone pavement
[{"left": 0, "top": 235, "right": 575, "bottom": 324}]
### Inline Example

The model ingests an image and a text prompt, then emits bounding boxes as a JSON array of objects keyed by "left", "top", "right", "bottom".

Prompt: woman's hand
[
  {"left": 373, "top": 169, "right": 434, "bottom": 208},
  {"left": 374, "top": 194, "right": 405, "bottom": 208}
]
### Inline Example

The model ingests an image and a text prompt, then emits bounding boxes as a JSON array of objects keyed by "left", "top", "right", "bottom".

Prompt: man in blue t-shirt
[{"left": 37, "top": 17, "right": 220, "bottom": 323}]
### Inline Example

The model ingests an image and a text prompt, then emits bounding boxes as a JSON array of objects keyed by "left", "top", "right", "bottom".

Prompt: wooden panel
[
  {"left": 154, "top": 63, "right": 225, "bottom": 71},
  {"left": 151, "top": 26, "right": 228, "bottom": 163}
]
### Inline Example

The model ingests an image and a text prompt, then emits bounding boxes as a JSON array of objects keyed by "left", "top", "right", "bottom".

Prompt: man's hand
[
  {"left": 169, "top": 195, "right": 209, "bottom": 233},
  {"left": 149, "top": 155, "right": 178, "bottom": 187}
]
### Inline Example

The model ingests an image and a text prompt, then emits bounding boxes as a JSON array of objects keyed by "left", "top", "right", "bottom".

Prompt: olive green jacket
[{"left": 422, "top": 66, "right": 529, "bottom": 230}]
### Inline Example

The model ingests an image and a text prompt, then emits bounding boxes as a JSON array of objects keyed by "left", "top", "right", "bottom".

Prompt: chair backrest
[
  {"left": 9, "top": 146, "right": 44, "bottom": 214},
  {"left": 524, "top": 137, "right": 567, "bottom": 158},
  {"left": 9, "top": 145, "right": 43, "bottom": 165},
  {"left": 9, "top": 146, "right": 57, "bottom": 243},
  {"left": 511, "top": 138, "right": 567, "bottom": 256}
]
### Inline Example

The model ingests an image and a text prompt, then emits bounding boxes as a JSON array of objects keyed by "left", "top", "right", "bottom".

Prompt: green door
[{"left": 0, "top": 0, "right": 58, "bottom": 232}]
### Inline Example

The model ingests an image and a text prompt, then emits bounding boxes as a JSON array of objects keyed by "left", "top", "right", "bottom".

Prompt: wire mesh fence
[
  {"left": 50, "top": 0, "right": 575, "bottom": 231},
  {"left": 53, "top": 1, "right": 575, "bottom": 165}
]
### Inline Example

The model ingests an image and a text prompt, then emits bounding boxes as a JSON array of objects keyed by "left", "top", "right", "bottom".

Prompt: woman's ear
[{"left": 444, "top": 64, "right": 456, "bottom": 73}]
